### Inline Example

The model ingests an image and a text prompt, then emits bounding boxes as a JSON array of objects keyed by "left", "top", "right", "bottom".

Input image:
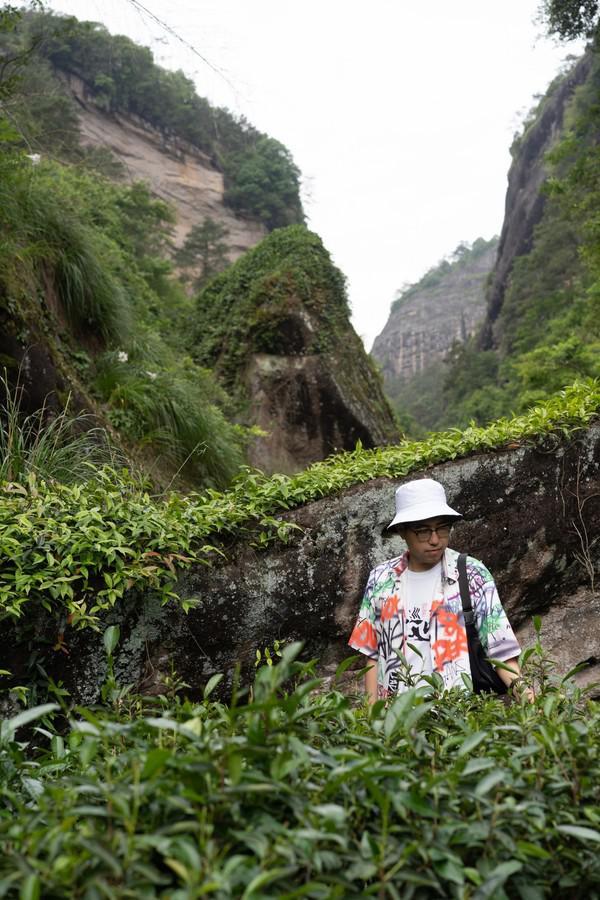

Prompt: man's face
[{"left": 399, "top": 517, "right": 453, "bottom": 572}]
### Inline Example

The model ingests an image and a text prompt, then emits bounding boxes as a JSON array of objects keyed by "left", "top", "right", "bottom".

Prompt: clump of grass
[
  {"left": 49, "top": 221, "right": 130, "bottom": 343},
  {"left": 0, "top": 372, "right": 119, "bottom": 484},
  {"left": 94, "top": 350, "right": 245, "bottom": 488},
  {"left": 0, "top": 160, "right": 130, "bottom": 343}
]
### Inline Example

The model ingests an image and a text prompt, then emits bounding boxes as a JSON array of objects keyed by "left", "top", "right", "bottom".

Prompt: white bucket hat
[{"left": 388, "top": 478, "right": 462, "bottom": 529}]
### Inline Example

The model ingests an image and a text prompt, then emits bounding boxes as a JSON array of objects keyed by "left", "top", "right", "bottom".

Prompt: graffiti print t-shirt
[
  {"left": 388, "top": 563, "right": 441, "bottom": 691},
  {"left": 348, "top": 548, "right": 521, "bottom": 697}
]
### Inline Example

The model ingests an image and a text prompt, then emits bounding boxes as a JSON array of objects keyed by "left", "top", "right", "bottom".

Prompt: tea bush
[{"left": 0, "top": 643, "right": 598, "bottom": 897}]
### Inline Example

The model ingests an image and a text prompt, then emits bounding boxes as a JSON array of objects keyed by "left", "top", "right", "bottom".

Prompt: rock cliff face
[
  {"left": 371, "top": 239, "right": 498, "bottom": 431},
  {"left": 12, "top": 420, "right": 598, "bottom": 702},
  {"left": 479, "top": 54, "right": 592, "bottom": 350},
  {"left": 63, "top": 73, "right": 267, "bottom": 259},
  {"left": 244, "top": 349, "right": 397, "bottom": 473},
  {"left": 372, "top": 239, "right": 497, "bottom": 383}
]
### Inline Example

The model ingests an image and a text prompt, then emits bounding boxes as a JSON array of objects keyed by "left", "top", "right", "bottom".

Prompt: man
[{"left": 348, "top": 478, "right": 529, "bottom": 702}]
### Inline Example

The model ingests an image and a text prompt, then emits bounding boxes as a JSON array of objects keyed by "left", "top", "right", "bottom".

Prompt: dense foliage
[
  {"left": 440, "top": 52, "right": 600, "bottom": 428},
  {"left": 193, "top": 225, "right": 355, "bottom": 390},
  {"left": 1, "top": 380, "right": 598, "bottom": 631},
  {"left": 1, "top": 10, "right": 304, "bottom": 229},
  {"left": 538, "top": 0, "right": 600, "bottom": 40},
  {"left": 0, "top": 641, "right": 599, "bottom": 897},
  {"left": 0, "top": 1, "right": 255, "bottom": 495},
  {"left": 0, "top": 148, "right": 246, "bottom": 487}
]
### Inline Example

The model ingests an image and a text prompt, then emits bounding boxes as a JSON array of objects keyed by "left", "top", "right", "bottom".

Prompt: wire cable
[{"left": 123, "top": 0, "right": 238, "bottom": 95}]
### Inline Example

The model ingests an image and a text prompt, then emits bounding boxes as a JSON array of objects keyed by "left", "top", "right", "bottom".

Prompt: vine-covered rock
[{"left": 193, "top": 225, "right": 400, "bottom": 473}]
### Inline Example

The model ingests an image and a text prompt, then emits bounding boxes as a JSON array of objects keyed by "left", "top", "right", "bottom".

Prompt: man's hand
[{"left": 499, "top": 657, "right": 535, "bottom": 703}]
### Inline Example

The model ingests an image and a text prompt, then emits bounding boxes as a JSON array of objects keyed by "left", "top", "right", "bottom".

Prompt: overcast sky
[{"left": 47, "top": 0, "right": 581, "bottom": 348}]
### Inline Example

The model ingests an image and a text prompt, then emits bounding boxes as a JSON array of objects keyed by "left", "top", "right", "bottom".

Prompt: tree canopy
[{"left": 539, "top": 0, "right": 600, "bottom": 39}]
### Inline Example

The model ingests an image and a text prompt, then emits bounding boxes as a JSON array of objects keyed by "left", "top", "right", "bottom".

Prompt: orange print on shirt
[
  {"left": 350, "top": 619, "right": 377, "bottom": 653},
  {"left": 431, "top": 601, "right": 468, "bottom": 670},
  {"left": 381, "top": 594, "right": 400, "bottom": 622}
]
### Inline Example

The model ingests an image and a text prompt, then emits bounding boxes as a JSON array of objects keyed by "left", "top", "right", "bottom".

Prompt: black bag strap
[
  {"left": 457, "top": 553, "right": 475, "bottom": 626},
  {"left": 457, "top": 552, "right": 508, "bottom": 694}
]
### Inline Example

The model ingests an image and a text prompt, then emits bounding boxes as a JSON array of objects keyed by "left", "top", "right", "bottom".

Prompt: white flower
[
  {"left": 117, "top": 351, "right": 128, "bottom": 363},
  {"left": 146, "top": 371, "right": 157, "bottom": 380},
  {"left": 26, "top": 153, "right": 41, "bottom": 165}
]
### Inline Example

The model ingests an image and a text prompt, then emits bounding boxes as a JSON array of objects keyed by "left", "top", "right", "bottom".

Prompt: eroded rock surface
[
  {"left": 245, "top": 347, "right": 399, "bottom": 474},
  {"left": 193, "top": 226, "right": 400, "bottom": 474},
  {"left": 21, "top": 421, "right": 599, "bottom": 702},
  {"left": 372, "top": 240, "right": 497, "bottom": 383},
  {"left": 480, "top": 54, "right": 592, "bottom": 349}
]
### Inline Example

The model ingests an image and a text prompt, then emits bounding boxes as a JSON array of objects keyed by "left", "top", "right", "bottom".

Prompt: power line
[{"left": 123, "top": 0, "right": 239, "bottom": 96}]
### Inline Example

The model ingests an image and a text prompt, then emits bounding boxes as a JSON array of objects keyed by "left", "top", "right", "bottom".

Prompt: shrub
[
  {"left": 0, "top": 643, "right": 598, "bottom": 897},
  {"left": 94, "top": 350, "right": 245, "bottom": 488}
]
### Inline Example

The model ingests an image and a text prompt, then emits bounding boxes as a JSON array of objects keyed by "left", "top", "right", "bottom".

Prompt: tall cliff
[
  {"left": 441, "top": 49, "right": 600, "bottom": 426},
  {"left": 371, "top": 238, "right": 497, "bottom": 432},
  {"left": 480, "top": 54, "right": 592, "bottom": 350}
]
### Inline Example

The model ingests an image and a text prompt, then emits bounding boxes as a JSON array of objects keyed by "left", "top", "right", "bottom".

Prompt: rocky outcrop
[
  {"left": 193, "top": 226, "right": 400, "bottom": 474},
  {"left": 479, "top": 54, "right": 592, "bottom": 350},
  {"left": 63, "top": 73, "right": 267, "bottom": 259},
  {"left": 371, "top": 239, "right": 498, "bottom": 431},
  {"left": 372, "top": 239, "right": 497, "bottom": 383},
  {"left": 245, "top": 350, "right": 397, "bottom": 473},
  {"left": 16, "top": 419, "right": 599, "bottom": 701}
]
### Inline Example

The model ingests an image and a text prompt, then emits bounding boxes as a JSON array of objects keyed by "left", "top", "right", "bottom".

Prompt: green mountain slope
[
  {"left": 442, "top": 49, "right": 600, "bottom": 426},
  {"left": 2, "top": 9, "right": 304, "bottom": 230},
  {"left": 0, "top": 8, "right": 397, "bottom": 485}
]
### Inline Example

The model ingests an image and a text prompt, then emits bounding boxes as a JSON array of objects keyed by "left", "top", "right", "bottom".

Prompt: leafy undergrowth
[
  {"left": 1, "top": 380, "right": 599, "bottom": 629},
  {"left": 0, "top": 643, "right": 599, "bottom": 898}
]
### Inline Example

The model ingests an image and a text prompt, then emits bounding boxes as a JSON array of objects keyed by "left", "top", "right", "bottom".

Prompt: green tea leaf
[
  {"left": 556, "top": 825, "right": 600, "bottom": 842},
  {"left": 203, "top": 673, "right": 224, "bottom": 699},
  {"left": 103, "top": 624, "right": 120, "bottom": 656},
  {"left": 457, "top": 731, "right": 487, "bottom": 757},
  {"left": 474, "top": 770, "right": 506, "bottom": 797}
]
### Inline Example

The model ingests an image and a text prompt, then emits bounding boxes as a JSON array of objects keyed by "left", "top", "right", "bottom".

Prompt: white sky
[{"left": 47, "top": 0, "right": 581, "bottom": 348}]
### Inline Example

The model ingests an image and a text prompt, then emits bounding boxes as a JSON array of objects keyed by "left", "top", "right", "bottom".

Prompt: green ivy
[
  {"left": 1, "top": 379, "right": 598, "bottom": 629},
  {"left": 193, "top": 225, "right": 351, "bottom": 391}
]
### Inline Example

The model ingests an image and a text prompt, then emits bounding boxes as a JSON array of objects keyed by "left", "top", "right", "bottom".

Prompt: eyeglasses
[{"left": 407, "top": 524, "right": 452, "bottom": 542}]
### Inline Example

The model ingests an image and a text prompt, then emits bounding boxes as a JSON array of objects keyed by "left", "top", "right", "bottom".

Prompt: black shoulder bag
[{"left": 457, "top": 553, "right": 507, "bottom": 695}]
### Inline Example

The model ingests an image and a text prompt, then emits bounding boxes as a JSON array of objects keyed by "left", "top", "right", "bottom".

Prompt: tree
[
  {"left": 539, "top": 0, "right": 600, "bottom": 39},
  {"left": 175, "top": 218, "right": 230, "bottom": 290},
  {"left": 224, "top": 136, "right": 304, "bottom": 229}
]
